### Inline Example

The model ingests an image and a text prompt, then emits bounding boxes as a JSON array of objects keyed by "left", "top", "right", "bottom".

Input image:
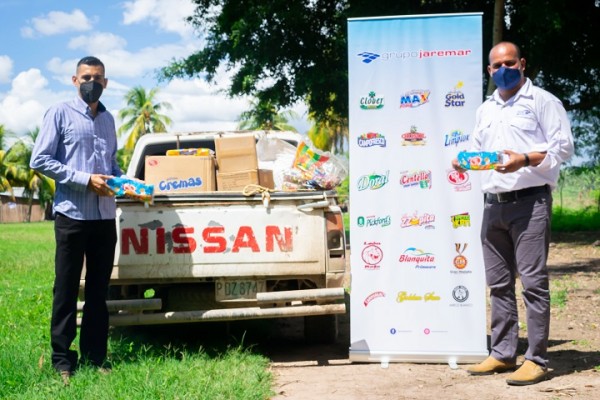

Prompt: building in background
[{"left": 0, "top": 187, "right": 47, "bottom": 223}]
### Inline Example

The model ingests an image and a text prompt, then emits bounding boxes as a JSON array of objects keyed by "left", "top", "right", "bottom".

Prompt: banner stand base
[{"left": 349, "top": 349, "right": 488, "bottom": 364}]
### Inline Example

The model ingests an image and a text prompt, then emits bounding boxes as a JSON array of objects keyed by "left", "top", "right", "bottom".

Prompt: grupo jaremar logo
[
  {"left": 357, "top": 48, "right": 473, "bottom": 64},
  {"left": 357, "top": 52, "right": 380, "bottom": 64}
]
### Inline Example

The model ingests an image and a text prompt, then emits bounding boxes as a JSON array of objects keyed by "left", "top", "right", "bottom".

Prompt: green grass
[
  {"left": 550, "top": 289, "right": 569, "bottom": 308},
  {"left": 0, "top": 222, "right": 273, "bottom": 400},
  {"left": 551, "top": 206, "right": 600, "bottom": 232}
]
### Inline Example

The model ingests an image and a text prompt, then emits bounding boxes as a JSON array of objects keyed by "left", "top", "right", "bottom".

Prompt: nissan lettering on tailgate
[{"left": 114, "top": 207, "right": 325, "bottom": 265}]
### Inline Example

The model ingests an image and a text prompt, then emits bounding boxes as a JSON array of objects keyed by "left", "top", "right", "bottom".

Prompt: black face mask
[{"left": 79, "top": 81, "right": 104, "bottom": 103}]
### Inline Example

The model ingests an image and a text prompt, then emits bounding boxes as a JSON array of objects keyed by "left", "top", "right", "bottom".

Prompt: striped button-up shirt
[{"left": 30, "top": 96, "right": 123, "bottom": 220}]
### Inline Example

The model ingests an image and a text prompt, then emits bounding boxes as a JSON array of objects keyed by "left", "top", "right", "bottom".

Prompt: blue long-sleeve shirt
[{"left": 30, "top": 96, "right": 123, "bottom": 220}]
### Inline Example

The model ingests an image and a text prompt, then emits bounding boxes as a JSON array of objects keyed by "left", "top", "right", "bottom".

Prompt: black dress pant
[{"left": 51, "top": 214, "right": 116, "bottom": 372}]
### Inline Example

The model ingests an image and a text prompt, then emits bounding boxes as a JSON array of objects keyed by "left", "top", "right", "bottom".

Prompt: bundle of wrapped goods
[
  {"left": 166, "top": 148, "right": 213, "bottom": 156},
  {"left": 256, "top": 135, "right": 297, "bottom": 190},
  {"left": 282, "top": 141, "right": 348, "bottom": 191}
]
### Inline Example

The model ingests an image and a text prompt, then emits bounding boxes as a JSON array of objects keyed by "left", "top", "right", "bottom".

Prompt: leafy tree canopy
[{"left": 160, "top": 0, "right": 600, "bottom": 163}]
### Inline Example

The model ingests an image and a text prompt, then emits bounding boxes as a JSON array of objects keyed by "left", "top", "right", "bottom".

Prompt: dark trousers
[
  {"left": 51, "top": 214, "right": 116, "bottom": 372},
  {"left": 481, "top": 191, "right": 552, "bottom": 367}
]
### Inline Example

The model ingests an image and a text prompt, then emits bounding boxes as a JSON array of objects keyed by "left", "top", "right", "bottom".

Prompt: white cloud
[
  {"left": 46, "top": 57, "right": 78, "bottom": 86},
  {"left": 21, "top": 9, "right": 94, "bottom": 38},
  {"left": 46, "top": 39, "right": 200, "bottom": 89},
  {"left": 11, "top": 69, "right": 49, "bottom": 100},
  {"left": 122, "top": 0, "right": 196, "bottom": 38},
  {"left": 102, "top": 42, "right": 199, "bottom": 79},
  {"left": 0, "top": 55, "right": 13, "bottom": 83},
  {"left": 68, "top": 32, "right": 127, "bottom": 53},
  {"left": 0, "top": 69, "right": 71, "bottom": 136}
]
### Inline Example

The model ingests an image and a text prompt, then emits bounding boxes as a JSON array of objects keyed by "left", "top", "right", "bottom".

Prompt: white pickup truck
[{"left": 82, "top": 130, "right": 347, "bottom": 342}]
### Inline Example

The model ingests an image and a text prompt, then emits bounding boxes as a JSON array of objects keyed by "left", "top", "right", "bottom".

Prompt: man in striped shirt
[{"left": 30, "top": 56, "right": 122, "bottom": 384}]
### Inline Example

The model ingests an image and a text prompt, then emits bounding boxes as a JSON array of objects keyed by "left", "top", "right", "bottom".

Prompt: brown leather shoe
[
  {"left": 506, "top": 360, "right": 548, "bottom": 386},
  {"left": 467, "top": 356, "right": 517, "bottom": 375},
  {"left": 60, "top": 370, "right": 71, "bottom": 386}
]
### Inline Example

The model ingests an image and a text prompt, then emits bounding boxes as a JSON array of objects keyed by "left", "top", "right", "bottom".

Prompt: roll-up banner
[{"left": 347, "top": 13, "right": 488, "bottom": 364}]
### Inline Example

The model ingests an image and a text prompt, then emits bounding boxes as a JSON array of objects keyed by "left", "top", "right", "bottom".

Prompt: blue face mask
[{"left": 492, "top": 66, "right": 522, "bottom": 90}]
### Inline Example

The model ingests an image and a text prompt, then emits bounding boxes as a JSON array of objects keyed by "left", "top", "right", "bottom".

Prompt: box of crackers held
[
  {"left": 107, "top": 176, "right": 154, "bottom": 203},
  {"left": 457, "top": 151, "right": 503, "bottom": 170}
]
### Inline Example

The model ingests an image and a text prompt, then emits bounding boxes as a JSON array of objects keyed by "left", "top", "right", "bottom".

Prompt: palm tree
[
  {"left": 118, "top": 86, "right": 173, "bottom": 151},
  {"left": 116, "top": 147, "right": 133, "bottom": 173},
  {"left": 0, "top": 124, "right": 16, "bottom": 196},
  {"left": 306, "top": 109, "right": 348, "bottom": 154},
  {"left": 4, "top": 128, "right": 55, "bottom": 222},
  {"left": 237, "top": 99, "right": 298, "bottom": 132}
]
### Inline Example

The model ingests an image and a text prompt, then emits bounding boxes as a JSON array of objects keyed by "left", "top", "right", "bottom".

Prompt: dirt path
[{"left": 267, "top": 232, "right": 600, "bottom": 400}]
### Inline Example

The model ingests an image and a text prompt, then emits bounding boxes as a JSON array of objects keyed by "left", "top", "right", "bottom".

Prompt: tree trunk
[
  {"left": 486, "top": 0, "right": 505, "bottom": 96},
  {"left": 27, "top": 195, "right": 33, "bottom": 223}
]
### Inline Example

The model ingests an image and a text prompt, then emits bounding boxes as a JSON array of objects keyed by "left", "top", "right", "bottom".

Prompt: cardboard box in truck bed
[
  {"left": 145, "top": 155, "right": 216, "bottom": 194},
  {"left": 215, "top": 135, "right": 258, "bottom": 172},
  {"left": 217, "top": 169, "right": 259, "bottom": 191}
]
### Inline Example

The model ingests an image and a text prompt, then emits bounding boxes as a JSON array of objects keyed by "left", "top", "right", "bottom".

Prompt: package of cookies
[
  {"left": 457, "top": 151, "right": 501, "bottom": 170},
  {"left": 107, "top": 176, "right": 154, "bottom": 203}
]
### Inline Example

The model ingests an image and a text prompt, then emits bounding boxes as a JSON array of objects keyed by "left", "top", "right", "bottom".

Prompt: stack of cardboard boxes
[
  {"left": 144, "top": 134, "right": 275, "bottom": 195},
  {"left": 214, "top": 135, "right": 259, "bottom": 191}
]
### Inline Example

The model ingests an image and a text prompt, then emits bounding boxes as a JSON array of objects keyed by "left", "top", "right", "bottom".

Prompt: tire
[{"left": 304, "top": 314, "right": 339, "bottom": 344}]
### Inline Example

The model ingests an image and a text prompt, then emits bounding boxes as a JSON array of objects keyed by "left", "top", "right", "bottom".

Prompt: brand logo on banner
[
  {"left": 399, "top": 247, "right": 436, "bottom": 269},
  {"left": 364, "top": 291, "right": 385, "bottom": 306},
  {"left": 452, "top": 243, "right": 470, "bottom": 273},
  {"left": 451, "top": 212, "right": 471, "bottom": 228},
  {"left": 400, "top": 90, "right": 430, "bottom": 108},
  {"left": 451, "top": 285, "right": 471, "bottom": 306},
  {"left": 358, "top": 132, "right": 386, "bottom": 148},
  {"left": 401, "top": 125, "right": 427, "bottom": 146},
  {"left": 357, "top": 52, "right": 380, "bottom": 63},
  {"left": 358, "top": 48, "right": 473, "bottom": 63},
  {"left": 447, "top": 169, "right": 471, "bottom": 191},
  {"left": 357, "top": 215, "right": 392, "bottom": 228},
  {"left": 357, "top": 171, "right": 389, "bottom": 190},
  {"left": 400, "top": 170, "right": 432, "bottom": 189},
  {"left": 360, "top": 91, "right": 384, "bottom": 109},
  {"left": 401, "top": 211, "right": 435, "bottom": 229},
  {"left": 396, "top": 291, "right": 441, "bottom": 303},
  {"left": 361, "top": 242, "right": 383, "bottom": 269},
  {"left": 444, "top": 130, "right": 470, "bottom": 147},
  {"left": 445, "top": 81, "right": 466, "bottom": 107}
]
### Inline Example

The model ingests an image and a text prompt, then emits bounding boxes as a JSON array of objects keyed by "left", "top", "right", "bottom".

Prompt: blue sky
[{"left": 0, "top": 0, "right": 308, "bottom": 147}]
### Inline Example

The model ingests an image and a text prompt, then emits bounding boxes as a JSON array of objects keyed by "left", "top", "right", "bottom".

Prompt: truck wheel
[{"left": 304, "top": 314, "right": 339, "bottom": 344}]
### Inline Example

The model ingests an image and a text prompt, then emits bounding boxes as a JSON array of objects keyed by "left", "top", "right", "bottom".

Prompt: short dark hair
[{"left": 76, "top": 56, "right": 104, "bottom": 69}]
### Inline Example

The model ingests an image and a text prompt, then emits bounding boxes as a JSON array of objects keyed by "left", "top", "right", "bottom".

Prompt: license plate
[{"left": 215, "top": 280, "right": 265, "bottom": 301}]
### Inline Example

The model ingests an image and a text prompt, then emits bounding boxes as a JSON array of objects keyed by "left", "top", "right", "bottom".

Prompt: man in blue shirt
[{"left": 30, "top": 56, "right": 122, "bottom": 384}]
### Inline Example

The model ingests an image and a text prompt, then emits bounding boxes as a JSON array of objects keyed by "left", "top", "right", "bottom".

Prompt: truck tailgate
[{"left": 113, "top": 192, "right": 332, "bottom": 281}]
